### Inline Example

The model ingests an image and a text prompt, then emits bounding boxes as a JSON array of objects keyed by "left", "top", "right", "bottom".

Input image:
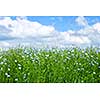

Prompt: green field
[{"left": 0, "top": 47, "right": 100, "bottom": 83}]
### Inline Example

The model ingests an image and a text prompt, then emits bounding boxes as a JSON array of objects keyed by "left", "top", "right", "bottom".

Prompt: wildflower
[
  {"left": 8, "top": 68, "right": 10, "bottom": 71},
  {"left": 91, "top": 63, "right": 94, "bottom": 66},
  {"left": 96, "top": 62, "right": 99, "bottom": 65},
  {"left": 18, "top": 63, "right": 21, "bottom": 66},
  {"left": 7, "top": 74, "right": 10, "bottom": 78},
  {"left": 82, "top": 50, "right": 84, "bottom": 53},
  {"left": 0, "top": 62, "right": 3, "bottom": 65},
  {"left": 81, "top": 80, "right": 84, "bottom": 83},
  {"left": 85, "top": 53, "right": 88, "bottom": 56},
  {"left": 93, "top": 72, "right": 96, "bottom": 74},
  {"left": 55, "top": 59, "right": 58, "bottom": 62},
  {"left": 66, "top": 67, "right": 69, "bottom": 69},
  {"left": 22, "top": 55, "right": 24, "bottom": 58},
  {"left": 71, "top": 53, "right": 74, "bottom": 56},
  {"left": 15, "top": 60, "right": 17, "bottom": 63},
  {"left": 77, "top": 68, "right": 80, "bottom": 71},
  {"left": 15, "top": 78, "right": 18, "bottom": 81},
  {"left": 68, "top": 51, "right": 70, "bottom": 54},
  {"left": 24, "top": 50, "right": 29, "bottom": 54},
  {"left": 26, "top": 55, "right": 29, "bottom": 58},
  {"left": 5, "top": 73, "right": 8, "bottom": 76},
  {"left": 93, "top": 61, "right": 97, "bottom": 64},
  {"left": 79, "top": 63, "right": 81, "bottom": 66},
  {"left": 46, "top": 54, "right": 49, "bottom": 57},
  {"left": 5, "top": 62, "right": 7, "bottom": 65},
  {"left": 28, "top": 73, "right": 30, "bottom": 75},
  {"left": 71, "top": 50, "right": 74, "bottom": 53},
  {"left": 63, "top": 59, "right": 67, "bottom": 63},
  {"left": 18, "top": 67, "right": 21, "bottom": 70},
  {"left": 98, "top": 66, "right": 100, "bottom": 69}
]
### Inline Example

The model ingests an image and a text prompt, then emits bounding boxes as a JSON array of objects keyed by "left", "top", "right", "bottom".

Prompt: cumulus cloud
[
  {"left": 92, "top": 23, "right": 100, "bottom": 33},
  {"left": 0, "top": 41, "right": 10, "bottom": 48},
  {"left": 76, "top": 22, "right": 100, "bottom": 45},
  {"left": 0, "top": 17, "right": 56, "bottom": 38},
  {"left": 0, "top": 17, "right": 62, "bottom": 48},
  {"left": 61, "top": 31, "right": 91, "bottom": 44},
  {"left": 75, "top": 16, "right": 88, "bottom": 27},
  {"left": 0, "top": 16, "right": 100, "bottom": 48}
]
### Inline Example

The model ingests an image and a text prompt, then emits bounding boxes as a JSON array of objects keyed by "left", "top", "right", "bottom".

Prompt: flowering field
[{"left": 0, "top": 47, "right": 100, "bottom": 83}]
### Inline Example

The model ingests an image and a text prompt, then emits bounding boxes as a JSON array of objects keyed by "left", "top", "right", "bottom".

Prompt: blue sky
[
  {"left": 0, "top": 16, "right": 100, "bottom": 48},
  {"left": 8, "top": 16, "right": 100, "bottom": 31}
]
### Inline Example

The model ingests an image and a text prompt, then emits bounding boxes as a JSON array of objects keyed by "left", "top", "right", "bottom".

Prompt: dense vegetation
[{"left": 0, "top": 47, "right": 100, "bottom": 83}]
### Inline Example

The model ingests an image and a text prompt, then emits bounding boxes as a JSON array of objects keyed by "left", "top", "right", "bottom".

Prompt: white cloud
[
  {"left": 76, "top": 22, "right": 100, "bottom": 45},
  {"left": 69, "top": 36, "right": 90, "bottom": 44},
  {"left": 67, "top": 30, "right": 75, "bottom": 34},
  {"left": 0, "top": 16, "right": 100, "bottom": 48},
  {"left": 75, "top": 16, "right": 88, "bottom": 27},
  {"left": 0, "top": 41, "right": 10, "bottom": 48},
  {"left": 0, "top": 17, "right": 56, "bottom": 38},
  {"left": 92, "top": 23, "right": 100, "bottom": 33},
  {"left": 61, "top": 31, "right": 91, "bottom": 44}
]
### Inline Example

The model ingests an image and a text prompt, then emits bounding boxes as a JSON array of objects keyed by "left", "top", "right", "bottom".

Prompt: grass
[{"left": 0, "top": 46, "right": 100, "bottom": 83}]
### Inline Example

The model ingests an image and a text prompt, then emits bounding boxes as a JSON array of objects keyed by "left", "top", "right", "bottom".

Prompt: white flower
[
  {"left": 18, "top": 67, "right": 21, "bottom": 70},
  {"left": 91, "top": 55, "right": 93, "bottom": 58},
  {"left": 7, "top": 74, "right": 10, "bottom": 78},
  {"left": 22, "top": 55, "right": 24, "bottom": 58},
  {"left": 81, "top": 80, "right": 84, "bottom": 83},
  {"left": 15, "top": 78, "right": 18, "bottom": 81},
  {"left": 0, "top": 62, "right": 3, "bottom": 65},
  {"left": 82, "top": 50, "right": 84, "bottom": 53},
  {"left": 85, "top": 53, "right": 88, "bottom": 56},
  {"left": 71, "top": 50, "right": 74, "bottom": 52},
  {"left": 8, "top": 68, "right": 10, "bottom": 71},
  {"left": 30, "top": 56, "right": 33, "bottom": 59},
  {"left": 18, "top": 63, "right": 21, "bottom": 66},
  {"left": 93, "top": 72, "right": 96, "bottom": 74},
  {"left": 26, "top": 55, "right": 29, "bottom": 57},
  {"left": 79, "top": 63, "right": 81, "bottom": 65},
  {"left": 77, "top": 68, "right": 80, "bottom": 71},
  {"left": 15, "top": 60, "right": 17, "bottom": 63},
  {"left": 98, "top": 66, "right": 100, "bottom": 69},
  {"left": 5, "top": 73, "right": 8, "bottom": 76},
  {"left": 46, "top": 54, "right": 49, "bottom": 57},
  {"left": 68, "top": 51, "right": 70, "bottom": 54},
  {"left": 5, "top": 63, "right": 7, "bottom": 65}
]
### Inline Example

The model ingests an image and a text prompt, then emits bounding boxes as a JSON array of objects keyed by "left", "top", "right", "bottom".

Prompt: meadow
[{"left": 0, "top": 46, "right": 100, "bottom": 83}]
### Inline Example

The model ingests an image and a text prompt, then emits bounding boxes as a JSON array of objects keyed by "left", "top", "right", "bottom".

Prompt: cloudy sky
[{"left": 0, "top": 16, "right": 100, "bottom": 48}]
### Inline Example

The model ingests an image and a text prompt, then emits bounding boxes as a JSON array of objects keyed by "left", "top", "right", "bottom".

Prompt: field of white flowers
[{"left": 0, "top": 47, "right": 100, "bottom": 83}]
